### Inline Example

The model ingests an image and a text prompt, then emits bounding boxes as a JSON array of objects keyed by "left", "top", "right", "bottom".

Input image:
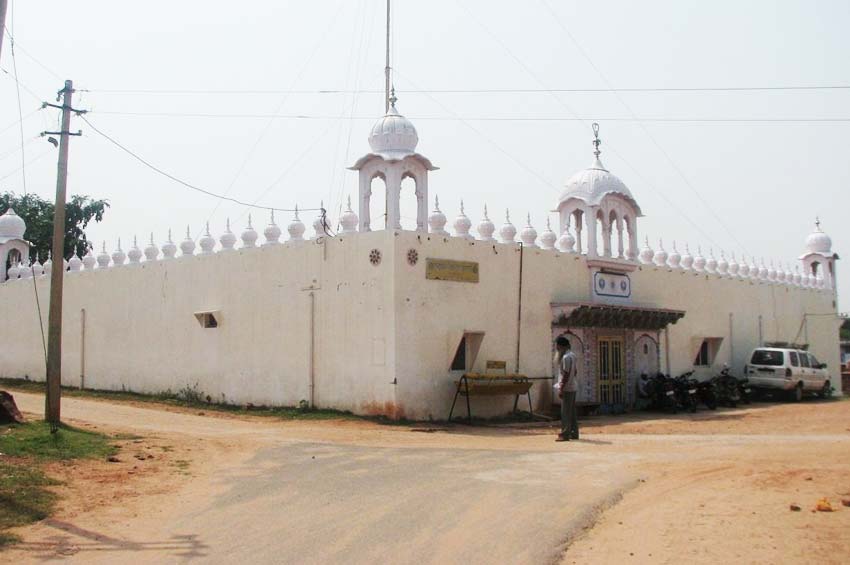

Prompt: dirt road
[{"left": 3, "top": 392, "right": 849, "bottom": 564}]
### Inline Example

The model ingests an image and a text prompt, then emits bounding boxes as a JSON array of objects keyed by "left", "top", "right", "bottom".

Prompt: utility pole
[
  {"left": 0, "top": 1, "right": 8, "bottom": 62},
  {"left": 41, "top": 80, "right": 83, "bottom": 426}
]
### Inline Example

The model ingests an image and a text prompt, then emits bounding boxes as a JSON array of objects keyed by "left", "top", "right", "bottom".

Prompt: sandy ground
[{"left": 2, "top": 391, "right": 849, "bottom": 564}]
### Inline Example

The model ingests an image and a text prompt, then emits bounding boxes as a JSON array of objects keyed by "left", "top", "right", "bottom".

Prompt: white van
[{"left": 744, "top": 347, "right": 831, "bottom": 401}]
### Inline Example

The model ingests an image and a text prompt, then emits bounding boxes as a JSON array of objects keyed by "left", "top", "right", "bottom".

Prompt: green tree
[{"left": 1, "top": 192, "right": 109, "bottom": 262}]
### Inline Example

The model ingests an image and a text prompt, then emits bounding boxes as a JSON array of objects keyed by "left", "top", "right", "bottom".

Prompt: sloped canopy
[{"left": 551, "top": 302, "right": 685, "bottom": 330}]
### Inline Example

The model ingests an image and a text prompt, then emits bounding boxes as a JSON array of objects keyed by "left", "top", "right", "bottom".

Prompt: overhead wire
[
  {"left": 79, "top": 85, "right": 850, "bottom": 95},
  {"left": 6, "top": 24, "right": 29, "bottom": 194},
  {"left": 86, "top": 110, "right": 850, "bottom": 123},
  {"left": 197, "top": 0, "right": 347, "bottom": 236},
  {"left": 456, "top": 0, "right": 723, "bottom": 248},
  {"left": 539, "top": 0, "right": 750, "bottom": 253},
  {"left": 79, "top": 114, "right": 322, "bottom": 213}
]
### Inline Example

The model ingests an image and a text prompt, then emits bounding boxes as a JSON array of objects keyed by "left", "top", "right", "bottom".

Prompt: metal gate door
[{"left": 598, "top": 337, "right": 625, "bottom": 407}]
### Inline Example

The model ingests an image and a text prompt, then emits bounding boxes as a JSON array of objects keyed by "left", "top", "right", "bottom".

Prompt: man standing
[{"left": 555, "top": 336, "right": 579, "bottom": 442}]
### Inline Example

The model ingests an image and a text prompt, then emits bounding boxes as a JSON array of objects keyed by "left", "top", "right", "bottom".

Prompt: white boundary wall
[{"left": 0, "top": 230, "right": 840, "bottom": 420}]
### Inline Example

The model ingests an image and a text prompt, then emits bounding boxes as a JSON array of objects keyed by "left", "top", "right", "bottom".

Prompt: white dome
[
  {"left": 0, "top": 208, "right": 26, "bottom": 240},
  {"left": 220, "top": 219, "right": 237, "bottom": 250},
  {"left": 199, "top": 224, "right": 216, "bottom": 254},
  {"left": 263, "top": 212, "right": 281, "bottom": 245},
  {"left": 805, "top": 219, "right": 832, "bottom": 254},
  {"left": 453, "top": 201, "right": 473, "bottom": 240},
  {"left": 681, "top": 244, "right": 694, "bottom": 270},
  {"left": 667, "top": 242, "right": 681, "bottom": 269},
  {"left": 653, "top": 239, "right": 668, "bottom": 267},
  {"left": 519, "top": 214, "right": 538, "bottom": 248},
  {"left": 499, "top": 210, "right": 516, "bottom": 244},
  {"left": 557, "top": 226, "right": 576, "bottom": 253},
  {"left": 539, "top": 218, "right": 557, "bottom": 250},
  {"left": 367, "top": 99, "right": 418, "bottom": 159},
  {"left": 429, "top": 196, "right": 449, "bottom": 236},
  {"left": 241, "top": 215, "right": 259, "bottom": 248},
  {"left": 287, "top": 208, "right": 306, "bottom": 241},
  {"left": 639, "top": 238, "right": 654, "bottom": 265},
  {"left": 340, "top": 197, "right": 359, "bottom": 234},
  {"left": 558, "top": 157, "right": 641, "bottom": 214},
  {"left": 476, "top": 205, "right": 494, "bottom": 241}
]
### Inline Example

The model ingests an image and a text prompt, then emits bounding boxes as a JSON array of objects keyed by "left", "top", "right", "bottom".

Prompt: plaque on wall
[
  {"left": 593, "top": 271, "right": 631, "bottom": 299},
  {"left": 426, "top": 258, "right": 479, "bottom": 283}
]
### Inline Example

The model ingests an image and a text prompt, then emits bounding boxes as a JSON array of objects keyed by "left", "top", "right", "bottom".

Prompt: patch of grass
[
  {"left": 0, "top": 422, "right": 116, "bottom": 461},
  {"left": 0, "top": 378, "right": 361, "bottom": 422},
  {"left": 0, "top": 461, "right": 59, "bottom": 548}
]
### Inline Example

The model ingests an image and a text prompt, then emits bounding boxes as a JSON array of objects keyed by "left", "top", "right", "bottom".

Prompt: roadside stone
[
  {"left": 0, "top": 391, "right": 24, "bottom": 424},
  {"left": 107, "top": 456, "right": 121, "bottom": 463},
  {"left": 842, "top": 499, "right": 850, "bottom": 508},
  {"left": 789, "top": 504, "right": 801, "bottom": 511}
]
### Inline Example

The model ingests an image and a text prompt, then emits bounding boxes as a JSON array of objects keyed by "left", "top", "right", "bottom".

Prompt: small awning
[{"left": 552, "top": 302, "right": 685, "bottom": 330}]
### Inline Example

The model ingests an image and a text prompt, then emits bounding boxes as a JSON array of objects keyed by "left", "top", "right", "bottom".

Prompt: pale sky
[{"left": 1, "top": 0, "right": 848, "bottom": 310}]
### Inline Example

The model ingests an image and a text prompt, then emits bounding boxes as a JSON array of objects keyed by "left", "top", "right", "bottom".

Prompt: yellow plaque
[{"left": 425, "top": 258, "right": 479, "bottom": 283}]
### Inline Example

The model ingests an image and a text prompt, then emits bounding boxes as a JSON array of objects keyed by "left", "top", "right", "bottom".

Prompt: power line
[
  {"left": 539, "top": 0, "right": 750, "bottom": 253},
  {"left": 79, "top": 115, "right": 322, "bottom": 213},
  {"left": 88, "top": 110, "right": 850, "bottom": 123},
  {"left": 7, "top": 24, "right": 28, "bottom": 194},
  {"left": 199, "top": 0, "right": 347, "bottom": 236},
  {"left": 78, "top": 84, "right": 850, "bottom": 95},
  {"left": 456, "top": 0, "right": 723, "bottom": 249}
]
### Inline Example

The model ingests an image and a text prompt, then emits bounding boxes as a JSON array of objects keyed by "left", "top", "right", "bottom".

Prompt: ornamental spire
[{"left": 592, "top": 122, "right": 602, "bottom": 158}]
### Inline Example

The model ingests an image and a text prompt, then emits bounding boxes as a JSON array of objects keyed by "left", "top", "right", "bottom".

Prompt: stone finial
[
  {"left": 162, "top": 229, "right": 178, "bottom": 259},
  {"left": 263, "top": 210, "right": 281, "bottom": 246},
  {"left": 738, "top": 254, "right": 750, "bottom": 279},
  {"left": 477, "top": 204, "right": 495, "bottom": 242},
  {"left": 639, "top": 236, "right": 654, "bottom": 265},
  {"left": 144, "top": 233, "right": 160, "bottom": 261},
  {"left": 693, "top": 246, "right": 706, "bottom": 273},
  {"left": 519, "top": 214, "right": 538, "bottom": 248},
  {"left": 128, "top": 236, "right": 143, "bottom": 264},
  {"left": 667, "top": 241, "right": 682, "bottom": 269},
  {"left": 717, "top": 251, "right": 729, "bottom": 276},
  {"left": 557, "top": 225, "right": 576, "bottom": 254},
  {"left": 749, "top": 256, "right": 760, "bottom": 281},
  {"left": 241, "top": 214, "right": 259, "bottom": 248},
  {"left": 705, "top": 248, "right": 717, "bottom": 274},
  {"left": 429, "top": 195, "right": 449, "bottom": 236},
  {"left": 19, "top": 260, "right": 32, "bottom": 279},
  {"left": 767, "top": 260, "right": 777, "bottom": 283},
  {"left": 539, "top": 217, "right": 557, "bottom": 250},
  {"left": 82, "top": 245, "right": 96, "bottom": 270},
  {"left": 97, "top": 242, "right": 111, "bottom": 268},
  {"left": 757, "top": 258, "right": 768, "bottom": 281},
  {"left": 67, "top": 250, "right": 83, "bottom": 272},
  {"left": 220, "top": 218, "right": 237, "bottom": 251},
  {"left": 43, "top": 252, "right": 53, "bottom": 276},
  {"left": 199, "top": 223, "right": 216, "bottom": 254},
  {"left": 681, "top": 243, "right": 694, "bottom": 271},
  {"left": 793, "top": 266, "right": 802, "bottom": 287},
  {"left": 653, "top": 238, "right": 668, "bottom": 267},
  {"left": 728, "top": 252, "right": 739, "bottom": 278},
  {"left": 287, "top": 206, "right": 306, "bottom": 242},
  {"left": 179, "top": 226, "right": 196, "bottom": 257},
  {"left": 499, "top": 209, "right": 516, "bottom": 244},
  {"left": 112, "top": 238, "right": 127, "bottom": 267},
  {"left": 453, "top": 200, "right": 473, "bottom": 240},
  {"left": 340, "top": 196, "right": 359, "bottom": 234},
  {"left": 6, "top": 261, "right": 20, "bottom": 280},
  {"left": 32, "top": 254, "right": 44, "bottom": 277}
]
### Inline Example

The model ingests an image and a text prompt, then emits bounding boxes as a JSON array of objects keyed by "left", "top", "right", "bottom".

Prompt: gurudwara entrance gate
[{"left": 551, "top": 303, "right": 685, "bottom": 412}]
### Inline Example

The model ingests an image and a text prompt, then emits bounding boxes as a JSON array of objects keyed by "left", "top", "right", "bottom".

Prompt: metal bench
[{"left": 448, "top": 361, "right": 533, "bottom": 423}]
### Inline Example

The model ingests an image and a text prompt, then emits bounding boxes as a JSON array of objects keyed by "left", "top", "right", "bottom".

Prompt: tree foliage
[{"left": 1, "top": 192, "right": 109, "bottom": 262}]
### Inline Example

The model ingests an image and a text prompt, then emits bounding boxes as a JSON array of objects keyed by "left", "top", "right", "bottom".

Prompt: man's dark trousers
[{"left": 560, "top": 391, "right": 579, "bottom": 439}]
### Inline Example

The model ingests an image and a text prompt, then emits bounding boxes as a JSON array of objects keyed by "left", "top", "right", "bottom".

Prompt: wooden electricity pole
[
  {"left": 42, "top": 80, "right": 82, "bottom": 425},
  {"left": 0, "top": 1, "right": 8, "bottom": 63}
]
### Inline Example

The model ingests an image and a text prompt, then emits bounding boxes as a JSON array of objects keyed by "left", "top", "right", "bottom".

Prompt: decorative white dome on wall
[
  {"left": 367, "top": 94, "right": 419, "bottom": 160},
  {"left": 477, "top": 205, "right": 495, "bottom": 242},
  {"left": 805, "top": 218, "right": 832, "bottom": 255},
  {"left": 558, "top": 159, "right": 641, "bottom": 214},
  {"left": 0, "top": 208, "right": 26, "bottom": 240}
]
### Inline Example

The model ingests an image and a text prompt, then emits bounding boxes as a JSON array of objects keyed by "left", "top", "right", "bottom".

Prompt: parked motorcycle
[
  {"left": 712, "top": 366, "right": 741, "bottom": 407},
  {"left": 646, "top": 372, "right": 678, "bottom": 413},
  {"left": 736, "top": 374, "right": 753, "bottom": 405},
  {"left": 672, "top": 371, "right": 698, "bottom": 413},
  {"left": 694, "top": 378, "right": 718, "bottom": 410}
]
